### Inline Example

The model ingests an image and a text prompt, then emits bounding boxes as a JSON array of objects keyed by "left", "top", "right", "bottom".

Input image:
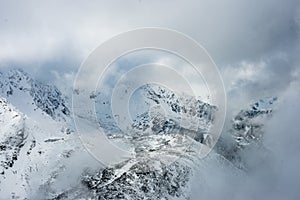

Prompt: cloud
[
  {"left": 0, "top": 0, "right": 298, "bottom": 110},
  {"left": 231, "top": 76, "right": 300, "bottom": 200},
  {"left": 0, "top": 0, "right": 298, "bottom": 65}
]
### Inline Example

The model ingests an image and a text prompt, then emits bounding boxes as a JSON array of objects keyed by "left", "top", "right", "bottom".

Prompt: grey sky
[{"left": 1, "top": 0, "right": 299, "bottom": 103}]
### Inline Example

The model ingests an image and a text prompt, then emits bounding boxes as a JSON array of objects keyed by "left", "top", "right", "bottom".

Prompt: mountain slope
[
  {"left": 0, "top": 69, "right": 70, "bottom": 121},
  {"left": 0, "top": 97, "right": 74, "bottom": 199},
  {"left": 96, "top": 84, "right": 216, "bottom": 143},
  {"left": 232, "top": 97, "right": 277, "bottom": 147},
  {"left": 0, "top": 97, "right": 26, "bottom": 176},
  {"left": 0, "top": 69, "right": 279, "bottom": 200},
  {"left": 215, "top": 97, "right": 277, "bottom": 169},
  {"left": 44, "top": 133, "right": 243, "bottom": 200}
]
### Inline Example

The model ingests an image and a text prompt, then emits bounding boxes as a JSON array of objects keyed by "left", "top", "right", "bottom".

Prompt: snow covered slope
[
  {"left": 0, "top": 69, "right": 70, "bottom": 122},
  {"left": 0, "top": 97, "right": 26, "bottom": 177},
  {"left": 0, "top": 70, "right": 93, "bottom": 199},
  {"left": 42, "top": 133, "right": 243, "bottom": 200},
  {"left": 0, "top": 97, "right": 75, "bottom": 199}
]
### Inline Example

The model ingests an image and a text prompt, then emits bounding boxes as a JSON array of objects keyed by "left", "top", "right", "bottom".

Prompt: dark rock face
[
  {"left": 30, "top": 82, "right": 70, "bottom": 118},
  {"left": 82, "top": 161, "right": 191, "bottom": 200},
  {"left": 0, "top": 129, "right": 25, "bottom": 173}
]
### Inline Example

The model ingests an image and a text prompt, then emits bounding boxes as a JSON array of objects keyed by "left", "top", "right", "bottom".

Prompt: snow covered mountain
[
  {"left": 0, "top": 97, "right": 74, "bottom": 199},
  {"left": 0, "top": 69, "right": 70, "bottom": 121},
  {"left": 131, "top": 85, "right": 216, "bottom": 142},
  {"left": 96, "top": 84, "right": 216, "bottom": 145},
  {"left": 215, "top": 97, "right": 277, "bottom": 169},
  {"left": 0, "top": 70, "right": 91, "bottom": 199},
  {"left": 0, "top": 69, "right": 278, "bottom": 199},
  {"left": 77, "top": 95, "right": 278, "bottom": 200},
  {"left": 0, "top": 97, "right": 26, "bottom": 176},
  {"left": 231, "top": 97, "right": 277, "bottom": 147},
  {"left": 44, "top": 133, "right": 242, "bottom": 200}
]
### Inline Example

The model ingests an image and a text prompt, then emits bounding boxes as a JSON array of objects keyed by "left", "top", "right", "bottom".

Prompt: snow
[
  {"left": 0, "top": 70, "right": 93, "bottom": 199},
  {"left": 0, "top": 69, "right": 279, "bottom": 199}
]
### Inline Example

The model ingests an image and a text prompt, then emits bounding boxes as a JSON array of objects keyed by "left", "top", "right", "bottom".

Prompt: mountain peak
[
  {"left": 232, "top": 97, "right": 277, "bottom": 147},
  {"left": 131, "top": 84, "right": 217, "bottom": 142}
]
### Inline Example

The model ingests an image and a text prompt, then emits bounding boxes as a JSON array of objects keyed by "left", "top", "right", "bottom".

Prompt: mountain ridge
[{"left": 0, "top": 68, "right": 278, "bottom": 199}]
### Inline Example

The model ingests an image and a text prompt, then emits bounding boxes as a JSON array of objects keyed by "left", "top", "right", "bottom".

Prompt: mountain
[
  {"left": 44, "top": 133, "right": 242, "bottom": 200},
  {"left": 0, "top": 97, "right": 26, "bottom": 176},
  {"left": 46, "top": 85, "right": 247, "bottom": 200},
  {"left": 0, "top": 96, "right": 73, "bottom": 199},
  {"left": 0, "top": 70, "right": 92, "bottom": 199},
  {"left": 231, "top": 97, "right": 277, "bottom": 147},
  {"left": 96, "top": 84, "right": 217, "bottom": 145},
  {"left": 131, "top": 84, "right": 216, "bottom": 144},
  {"left": 0, "top": 69, "right": 70, "bottom": 121},
  {"left": 215, "top": 97, "right": 277, "bottom": 169},
  {"left": 0, "top": 69, "right": 278, "bottom": 199}
]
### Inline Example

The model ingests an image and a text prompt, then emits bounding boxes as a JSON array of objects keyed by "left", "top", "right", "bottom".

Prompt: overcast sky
[
  {"left": 0, "top": 1, "right": 300, "bottom": 199},
  {"left": 0, "top": 0, "right": 298, "bottom": 113},
  {"left": 0, "top": 0, "right": 299, "bottom": 80}
]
